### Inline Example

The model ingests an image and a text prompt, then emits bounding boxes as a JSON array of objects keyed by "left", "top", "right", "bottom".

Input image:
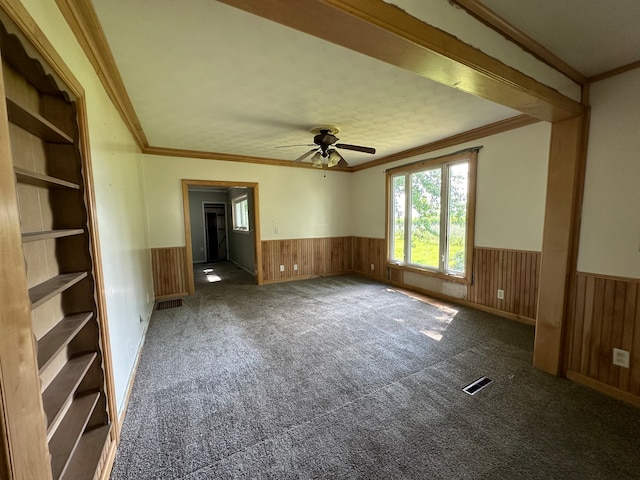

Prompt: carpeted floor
[{"left": 111, "top": 261, "right": 640, "bottom": 479}]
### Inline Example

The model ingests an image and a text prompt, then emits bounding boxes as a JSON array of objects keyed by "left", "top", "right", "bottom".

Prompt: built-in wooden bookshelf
[{"left": 0, "top": 13, "right": 114, "bottom": 480}]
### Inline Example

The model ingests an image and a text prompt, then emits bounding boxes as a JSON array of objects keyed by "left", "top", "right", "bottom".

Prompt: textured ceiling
[
  {"left": 90, "top": 0, "right": 637, "bottom": 167},
  {"left": 91, "top": 0, "right": 520, "bottom": 166}
]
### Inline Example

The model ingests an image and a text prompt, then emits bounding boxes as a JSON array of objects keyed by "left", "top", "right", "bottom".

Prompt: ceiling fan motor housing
[{"left": 314, "top": 130, "right": 339, "bottom": 153}]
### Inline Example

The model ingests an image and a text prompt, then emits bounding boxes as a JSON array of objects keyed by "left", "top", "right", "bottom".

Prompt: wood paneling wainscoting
[
  {"left": 261, "top": 237, "right": 353, "bottom": 283},
  {"left": 468, "top": 247, "right": 541, "bottom": 321},
  {"left": 151, "top": 247, "right": 189, "bottom": 299},
  {"left": 352, "top": 237, "right": 386, "bottom": 281},
  {"left": 567, "top": 273, "right": 640, "bottom": 406},
  {"left": 260, "top": 236, "right": 387, "bottom": 283}
]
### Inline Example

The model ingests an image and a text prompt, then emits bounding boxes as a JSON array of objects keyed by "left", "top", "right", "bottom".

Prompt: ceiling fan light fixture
[
  {"left": 327, "top": 149, "right": 343, "bottom": 167},
  {"left": 311, "top": 151, "right": 323, "bottom": 168}
]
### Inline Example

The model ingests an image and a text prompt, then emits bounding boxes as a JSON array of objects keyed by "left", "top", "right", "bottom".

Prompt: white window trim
[{"left": 231, "top": 194, "right": 250, "bottom": 233}]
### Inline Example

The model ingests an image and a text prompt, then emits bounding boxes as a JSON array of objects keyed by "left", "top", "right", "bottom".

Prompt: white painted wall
[
  {"left": 146, "top": 124, "right": 550, "bottom": 261},
  {"left": 143, "top": 155, "right": 352, "bottom": 245},
  {"left": 20, "top": 0, "right": 155, "bottom": 414},
  {"left": 352, "top": 121, "right": 551, "bottom": 250},
  {"left": 578, "top": 68, "right": 640, "bottom": 279},
  {"left": 388, "top": 0, "right": 581, "bottom": 102}
]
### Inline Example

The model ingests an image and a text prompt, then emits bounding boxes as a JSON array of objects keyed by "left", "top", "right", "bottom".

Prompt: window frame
[
  {"left": 386, "top": 150, "right": 477, "bottom": 284},
  {"left": 231, "top": 194, "right": 250, "bottom": 232}
]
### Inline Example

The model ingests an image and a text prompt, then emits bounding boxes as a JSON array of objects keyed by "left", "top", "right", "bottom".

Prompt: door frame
[{"left": 182, "top": 179, "right": 262, "bottom": 293}]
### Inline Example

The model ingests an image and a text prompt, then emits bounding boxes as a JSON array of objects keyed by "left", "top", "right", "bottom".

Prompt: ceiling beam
[{"left": 218, "top": 0, "right": 583, "bottom": 122}]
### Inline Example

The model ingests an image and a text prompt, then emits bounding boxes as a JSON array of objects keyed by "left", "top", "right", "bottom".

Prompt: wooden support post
[{"left": 534, "top": 115, "right": 585, "bottom": 375}]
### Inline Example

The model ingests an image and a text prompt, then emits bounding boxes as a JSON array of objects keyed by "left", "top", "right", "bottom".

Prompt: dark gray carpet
[{"left": 111, "top": 261, "right": 640, "bottom": 479}]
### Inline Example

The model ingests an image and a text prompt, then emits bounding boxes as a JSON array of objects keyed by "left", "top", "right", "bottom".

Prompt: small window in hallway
[{"left": 232, "top": 194, "right": 249, "bottom": 231}]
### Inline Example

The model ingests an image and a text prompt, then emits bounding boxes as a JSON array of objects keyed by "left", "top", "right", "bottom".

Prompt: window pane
[
  {"left": 447, "top": 162, "right": 468, "bottom": 273},
  {"left": 410, "top": 169, "right": 441, "bottom": 268},
  {"left": 232, "top": 196, "right": 249, "bottom": 230},
  {"left": 391, "top": 175, "right": 405, "bottom": 261}
]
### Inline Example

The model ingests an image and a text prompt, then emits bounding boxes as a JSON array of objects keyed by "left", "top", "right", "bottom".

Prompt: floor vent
[
  {"left": 156, "top": 299, "right": 183, "bottom": 310},
  {"left": 463, "top": 376, "right": 493, "bottom": 395}
]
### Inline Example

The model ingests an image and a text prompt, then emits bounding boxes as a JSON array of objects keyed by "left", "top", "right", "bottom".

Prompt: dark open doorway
[{"left": 203, "top": 203, "right": 227, "bottom": 262}]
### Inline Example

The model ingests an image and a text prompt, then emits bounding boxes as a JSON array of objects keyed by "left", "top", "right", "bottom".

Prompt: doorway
[
  {"left": 203, "top": 203, "right": 227, "bottom": 262},
  {"left": 182, "top": 180, "right": 262, "bottom": 294}
]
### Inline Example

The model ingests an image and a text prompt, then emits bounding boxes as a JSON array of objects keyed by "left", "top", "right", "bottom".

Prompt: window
[
  {"left": 232, "top": 194, "right": 249, "bottom": 231},
  {"left": 388, "top": 150, "right": 477, "bottom": 281}
]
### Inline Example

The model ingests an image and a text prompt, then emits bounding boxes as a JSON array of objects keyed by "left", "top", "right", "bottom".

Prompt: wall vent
[{"left": 156, "top": 299, "right": 183, "bottom": 310}]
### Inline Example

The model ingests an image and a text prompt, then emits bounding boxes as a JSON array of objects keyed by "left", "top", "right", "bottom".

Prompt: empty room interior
[{"left": 0, "top": 0, "right": 639, "bottom": 479}]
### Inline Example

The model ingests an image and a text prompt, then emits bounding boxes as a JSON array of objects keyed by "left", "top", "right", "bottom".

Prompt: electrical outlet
[
  {"left": 279, "top": 265, "right": 285, "bottom": 272},
  {"left": 293, "top": 264, "right": 298, "bottom": 271},
  {"left": 613, "top": 348, "right": 630, "bottom": 368},
  {"left": 371, "top": 263, "right": 375, "bottom": 271},
  {"left": 497, "top": 289, "right": 504, "bottom": 300}
]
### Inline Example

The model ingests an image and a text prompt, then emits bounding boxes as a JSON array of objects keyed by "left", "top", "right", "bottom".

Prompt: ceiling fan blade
[
  {"left": 276, "top": 144, "right": 315, "bottom": 148},
  {"left": 335, "top": 143, "right": 376, "bottom": 154},
  {"left": 293, "top": 148, "right": 318, "bottom": 163},
  {"left": 337, "top": 158, "right": 349, "bottom": 168}
]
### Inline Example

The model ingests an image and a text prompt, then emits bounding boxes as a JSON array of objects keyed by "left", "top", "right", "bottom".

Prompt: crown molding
[
  {"left": 143, "top": 145, "right": 352, "bottom": 171},
  {"left": 588, "top": 59, "right": 640, "bottom": 83},
  {"left": 352, "top": 114, "right": 539, "bottom": 171},
  {"left": 55, "top": 0, "right": 148, "bottom": 150},
  {"left": 450, "top": 0, "right": 587, "bottom": 85}
]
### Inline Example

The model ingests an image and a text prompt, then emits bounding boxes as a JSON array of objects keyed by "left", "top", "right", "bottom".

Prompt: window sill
[{"left": 386, "top": 262, "right": 470, "bottom": 285}]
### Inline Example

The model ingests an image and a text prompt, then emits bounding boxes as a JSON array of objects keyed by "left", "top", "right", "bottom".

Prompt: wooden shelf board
[
  {"left": 60, "top": 425, "right": 110, "bottom": 480},
  {"left": 38, "top": 312, "right": 93, "bottom": 373},
  {"left": 6, "top": 97, "right": 73, "bottom": 144},
  {"left": 22, "top": 229, "right": 84, "bottom": 243},
  {"left": 29, "top": 272, "right": 88, "bottom": 309},
  {"left": 49, "top": 392, "right": 100, "bottom": 480},
  {"left": 43, "top": 352, "right": 96, "bottom": 437},
  {"left": 14, "top": 166, "right": 79, "bottom": 189}
]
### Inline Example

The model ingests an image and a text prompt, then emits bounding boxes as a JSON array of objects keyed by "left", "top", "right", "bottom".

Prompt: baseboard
[
  {"left": 352, "top": 272, "right": 536, "bottom": 326},
  {"left": 352, "top": 270, "right": 387, "bottom": 282},
  {"left": 452, "top": 298, "right": 536, "bottom": 326},
  {"left": 566, "top": 371, "right": 640, "bottom": 408},
  {"left": 117, "top": 308, "right": 153, "bottom": 428},
  {"left": 229, "top": 258, "right": 256, "bottom": 277},
  {"left": 261, "top": 270, "right": 352, "bottom": 285}
]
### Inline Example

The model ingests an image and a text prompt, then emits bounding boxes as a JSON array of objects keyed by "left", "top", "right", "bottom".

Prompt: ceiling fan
[{"left": 279, "top": 126, "right": 376, "bottom": 168}]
